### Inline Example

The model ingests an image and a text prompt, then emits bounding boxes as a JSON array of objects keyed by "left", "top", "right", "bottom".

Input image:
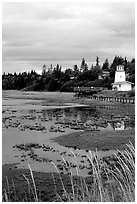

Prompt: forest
[{"left": 2, "top": 56, "right": 135, "bottom": 92}]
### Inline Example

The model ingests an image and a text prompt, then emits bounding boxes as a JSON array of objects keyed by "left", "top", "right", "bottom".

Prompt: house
[
  {"left": 98, "top": 70, "right": 110, "bottom": 79},
  {"left": 112, "top": 65, "right": 133, "bottom": 91},
  {"left": 112, "top": 81, "right": 133, "bottom": 91}
]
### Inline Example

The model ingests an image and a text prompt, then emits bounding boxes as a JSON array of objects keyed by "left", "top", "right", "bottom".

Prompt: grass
[
  {"left": 53, "top": 129, "right": 135, "bottom": 151},
  {"left": 96, "top": 90, "right": 135, "bottom": 99},
  {"left": 2, "top": 142, "right": 135, "bottom": 202}
]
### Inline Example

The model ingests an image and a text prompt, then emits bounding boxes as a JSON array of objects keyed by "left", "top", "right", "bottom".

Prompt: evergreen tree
[
  {"left": 102, "top": 58, "right": 109, "bottom": 70},
  {"left": 42, "top": 64, "right": 46, "bottom": 76},
  {"left": 81, "top": 58, "right": 85, "bottom": 67},
  {"left": 73, "top": 65, "right": 79, "bottom": 72},
  {"left": 50, "top": 64, "right": 53, "bottom": 72},
  {"left": 84, "top": 63, "right": 88, "bottom": 72},
  {"left": 91, "top": 64, "right": 94, "bottom": 69},
  {"left": 56, "top": 64, "right": 60, "bottom": 71},
  {"left": 96, "top": 56, "right": 99, "bottom": 66},
  {"left": 80, "top": 58, "right": 85, "bottom": 71},
  {"left": 131, "top": 58, "right": 135, "bottom": 63}
]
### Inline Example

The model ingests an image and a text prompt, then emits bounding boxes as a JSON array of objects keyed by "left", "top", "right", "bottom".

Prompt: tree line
[{"left": 2, "top": 56, "right": 135, "bottom": 92}]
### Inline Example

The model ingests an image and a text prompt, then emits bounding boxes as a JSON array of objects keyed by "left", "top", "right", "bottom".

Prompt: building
[
  {"left": 98, "top": 70, "right": 110, "bottom": 79},
  {"left": 112, "top": 65, "right": 133, "bottom": 91}
]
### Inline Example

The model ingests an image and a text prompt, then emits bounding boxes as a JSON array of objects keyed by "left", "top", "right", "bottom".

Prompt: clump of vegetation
[
  {"left": 3, "top": 142, "right": 135, "bottom": 202},
  {"left": 128, "top": 90, "right": 135, "bottom": 98}
]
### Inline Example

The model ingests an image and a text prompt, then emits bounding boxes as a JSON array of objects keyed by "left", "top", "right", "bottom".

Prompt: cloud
[{"left": 2, "top": 2, "right": 135, "bottom": 73}]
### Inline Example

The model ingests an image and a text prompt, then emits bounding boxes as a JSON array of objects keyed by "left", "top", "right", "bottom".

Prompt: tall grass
[{"left": 2, "top": 142, "right": 135, "bottom": 202}]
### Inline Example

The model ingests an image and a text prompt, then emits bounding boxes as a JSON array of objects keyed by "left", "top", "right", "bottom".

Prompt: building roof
[
  {"left": 111, "top": 81, "right": 134, "bottom": 85},
  {"left": 102, "top": 70, "right": 110, "bottom": 73}
]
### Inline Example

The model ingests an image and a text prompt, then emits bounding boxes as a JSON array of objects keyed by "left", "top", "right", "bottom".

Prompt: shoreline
[{"left": 2, "top": 90, "right": 135, "bottom": 201}]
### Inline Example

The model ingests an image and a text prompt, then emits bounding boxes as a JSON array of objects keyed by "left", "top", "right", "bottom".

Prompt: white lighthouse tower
[
  {"left": 114, "top": 65, "right": 125, "bottom": 83},
  {"left": 112, "top": 65, "right": 133, "bottom": 91}
]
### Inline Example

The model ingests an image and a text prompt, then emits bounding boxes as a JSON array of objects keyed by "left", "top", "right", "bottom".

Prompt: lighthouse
[
  {"left": 114, "top": 65, "right": 125, "bottom": 83},
  {"left": 112, "top": 65, "right": 133, "bottom": 91}
]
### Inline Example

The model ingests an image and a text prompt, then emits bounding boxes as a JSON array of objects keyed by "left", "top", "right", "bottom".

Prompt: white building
[{"left": 112, "top": 65, "right": 133, "bottom": 91}]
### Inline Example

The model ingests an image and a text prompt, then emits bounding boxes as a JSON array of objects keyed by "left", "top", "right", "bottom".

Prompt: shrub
[{"left": 128, "top": 90, "right": 135, "bottom": 98}]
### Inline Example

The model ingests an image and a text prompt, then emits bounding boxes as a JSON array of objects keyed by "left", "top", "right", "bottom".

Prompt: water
[
  {"left": 40, "top": 107, "right": 134, "bottom": 131},
  {"left": 2, "top": 93, "right": 134, "bottom": 177}
]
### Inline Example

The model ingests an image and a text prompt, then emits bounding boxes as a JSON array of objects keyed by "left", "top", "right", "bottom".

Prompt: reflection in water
[
  {"left": 42, "top": 107, "right": 97, "bottom": 123},
  {"left": 41, "top": 107, "right": 134, "bottom": 131},
  {"left": 114, "top": 121, "right": 125, "bottom": 130}
]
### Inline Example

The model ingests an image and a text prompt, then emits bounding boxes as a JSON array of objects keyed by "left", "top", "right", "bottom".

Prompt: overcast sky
[{"left": 2, "top": 2, "right": 135, "bottom": 74}]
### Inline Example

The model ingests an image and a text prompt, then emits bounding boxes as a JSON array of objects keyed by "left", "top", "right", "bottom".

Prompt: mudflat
[{"left": 2, "top": 90, "right": 135, "bottom": 201}]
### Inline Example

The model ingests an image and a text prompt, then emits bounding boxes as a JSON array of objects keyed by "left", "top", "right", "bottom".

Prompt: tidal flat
[{"left": 2, "top": 90, "right": 135, "bottom": 201}]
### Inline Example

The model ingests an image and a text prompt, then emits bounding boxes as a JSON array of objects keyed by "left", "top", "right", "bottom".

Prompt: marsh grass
[{"left": 2, "top": 142, "right": 135, "bottom": 202}]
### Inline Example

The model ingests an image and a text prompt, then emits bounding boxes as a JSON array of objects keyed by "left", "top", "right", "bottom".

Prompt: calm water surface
[{"left": 2, "top": 94, "right": 134, "bottom": 176}]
